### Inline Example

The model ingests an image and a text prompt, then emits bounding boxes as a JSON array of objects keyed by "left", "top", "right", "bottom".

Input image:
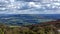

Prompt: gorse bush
[
  {"left": 0, "top": 28, "right": 4, "bottom": 34},
  {"left": 0, "top": 25, "right": 58, "bottom": 34}
]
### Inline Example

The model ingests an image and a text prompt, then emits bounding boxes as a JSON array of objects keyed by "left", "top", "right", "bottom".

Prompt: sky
[{"left": 0, "top": 0, "right": 60, "bottom": 14}]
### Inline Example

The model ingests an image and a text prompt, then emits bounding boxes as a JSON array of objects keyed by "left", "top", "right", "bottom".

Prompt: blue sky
[{"left": 0, "top": 0, "right": 60, "bottom": 14}]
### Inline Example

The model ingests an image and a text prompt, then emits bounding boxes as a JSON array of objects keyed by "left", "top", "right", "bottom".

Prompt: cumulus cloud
[{"left": 0, "top": 0, "right": 60, "bottom": 14}]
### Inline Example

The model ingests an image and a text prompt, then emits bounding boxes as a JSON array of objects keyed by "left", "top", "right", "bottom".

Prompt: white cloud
[
  {"left": 0, "top": 0, "right": 60, "bottom": 14},
  {"left": 28, "top": 2, "right": 41, "bottom": 8},
  {"left": 53, "top": 3, "right": 60, "bottom": 6},
  {"left": 9, "top": 0, "right": 15, "bottom": 2}
]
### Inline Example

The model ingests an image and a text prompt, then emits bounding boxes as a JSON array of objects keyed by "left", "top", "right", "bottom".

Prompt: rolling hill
[{"left": 0, "top": 14, "right": 59, "bottom": 26}]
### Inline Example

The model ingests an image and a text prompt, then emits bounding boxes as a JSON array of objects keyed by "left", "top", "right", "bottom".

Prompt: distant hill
[{"left": 0, "top": 14, "right": 59, "bottom": 26}]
